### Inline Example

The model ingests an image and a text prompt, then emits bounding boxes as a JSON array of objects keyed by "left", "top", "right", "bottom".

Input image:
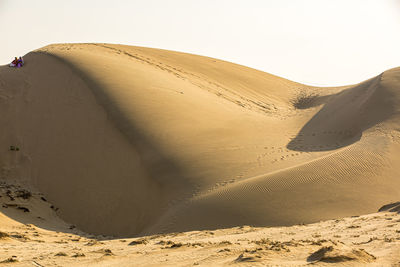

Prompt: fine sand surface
[
  {"left": 1, "top": 183, "right": 400, "bottom": 266},
  {"left": 0, "top": 43, "right": 400, "bottom": 265}
]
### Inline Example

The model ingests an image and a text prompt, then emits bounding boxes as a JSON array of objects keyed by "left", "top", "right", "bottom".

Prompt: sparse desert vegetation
[{"left": 291, "top": 90, "right": 319, "bottom": 109}]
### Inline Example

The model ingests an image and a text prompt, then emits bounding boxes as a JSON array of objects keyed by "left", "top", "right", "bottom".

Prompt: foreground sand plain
[
  {"left": 0, "top": 43, "right": 400, "bottom": 265},
  {"left": 0, "top": 184, "right": 400, "bottom": 266}
]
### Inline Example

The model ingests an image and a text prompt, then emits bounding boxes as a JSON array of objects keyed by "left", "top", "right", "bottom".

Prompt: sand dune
[{"left": 0, "top": 43, "right": 400, "bottom": 239}]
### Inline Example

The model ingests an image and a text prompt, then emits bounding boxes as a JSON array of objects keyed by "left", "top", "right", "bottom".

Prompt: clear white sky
[{"left": 1, "top": 0, "right": 399, "bottom": 86}]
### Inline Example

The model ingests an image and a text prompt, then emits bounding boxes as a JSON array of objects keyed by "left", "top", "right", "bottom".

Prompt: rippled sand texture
[{"left": 0, "top": 43, "right": 399, "bottom": 240}]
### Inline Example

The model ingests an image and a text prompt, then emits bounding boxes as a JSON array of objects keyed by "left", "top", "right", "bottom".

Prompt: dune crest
[{"left": 0, "top": 43, "right": 399, "bottom": 237}]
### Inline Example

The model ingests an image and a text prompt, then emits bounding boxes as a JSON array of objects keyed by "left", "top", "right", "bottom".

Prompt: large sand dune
[{"left": 0, "top": 43, "right": 399, "bottom": 237}]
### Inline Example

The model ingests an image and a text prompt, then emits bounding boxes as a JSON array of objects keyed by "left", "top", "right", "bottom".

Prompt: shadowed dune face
[
  {"left": 0, "top": 53, "right": 184, "bottom": 236},
  {"left": 0, "top": 43, "right": 400, "bottom": 237},
  {"left": 287, "top": 73, "right": 399, "bottom": 152}
]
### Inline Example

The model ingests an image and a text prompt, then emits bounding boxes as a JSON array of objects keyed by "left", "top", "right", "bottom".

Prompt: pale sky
[{"left": 0, "top": 0, "right": 399, "bottom": 86}]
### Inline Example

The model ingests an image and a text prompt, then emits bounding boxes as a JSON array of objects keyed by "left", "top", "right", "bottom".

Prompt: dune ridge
[{"left": 0, "top": 43, "right": 399, "bottom": 237}]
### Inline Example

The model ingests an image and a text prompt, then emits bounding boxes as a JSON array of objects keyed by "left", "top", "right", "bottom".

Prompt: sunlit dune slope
[{"left": 0, "top": 43, "right": 399, "bottom": 237}]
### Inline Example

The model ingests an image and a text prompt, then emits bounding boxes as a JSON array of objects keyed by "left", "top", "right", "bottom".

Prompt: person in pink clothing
[{"left": 9, "top": 57, "right": 18, "bottom": 67}]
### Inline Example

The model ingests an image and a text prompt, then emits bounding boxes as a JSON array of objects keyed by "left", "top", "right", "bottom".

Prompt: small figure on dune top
[{"left": 9, "top": 56, "right": 24, "bottom": 68}]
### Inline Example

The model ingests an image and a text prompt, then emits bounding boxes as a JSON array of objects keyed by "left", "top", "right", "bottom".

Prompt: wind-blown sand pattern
[{"left": 0, "top": 43, "right": 400, "bottom": 265}]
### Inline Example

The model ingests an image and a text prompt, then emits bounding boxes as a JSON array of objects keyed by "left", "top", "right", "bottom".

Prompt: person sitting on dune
[
  {"left": 17, "top": 57, "right": 24, "bottom": 68},
  {"left": 9, "top": 57, "right": 24, "bottom": 68},
  {"left": 9, "top": 57, "right": 18, "bottom": 67}
]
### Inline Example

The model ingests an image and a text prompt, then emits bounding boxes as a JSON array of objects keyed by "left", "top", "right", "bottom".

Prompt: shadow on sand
[
  {"left": 287, "top": 74, "right": 394, "bottom": 152},
  {"left": 0, "top": 52, "right": 194, "bottom": 238}
]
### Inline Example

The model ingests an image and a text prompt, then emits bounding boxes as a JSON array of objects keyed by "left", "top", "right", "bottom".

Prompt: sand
[
  {"left": 1, "top": 183, "right": 399, "bottom": 266},
  {"left": 0, "top": 43, "right": 399, "bottom": 265}
]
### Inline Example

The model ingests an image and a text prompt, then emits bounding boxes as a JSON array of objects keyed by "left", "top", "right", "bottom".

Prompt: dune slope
[{"left": 0, "top": 43, "right": 399, "bottom": 237}]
